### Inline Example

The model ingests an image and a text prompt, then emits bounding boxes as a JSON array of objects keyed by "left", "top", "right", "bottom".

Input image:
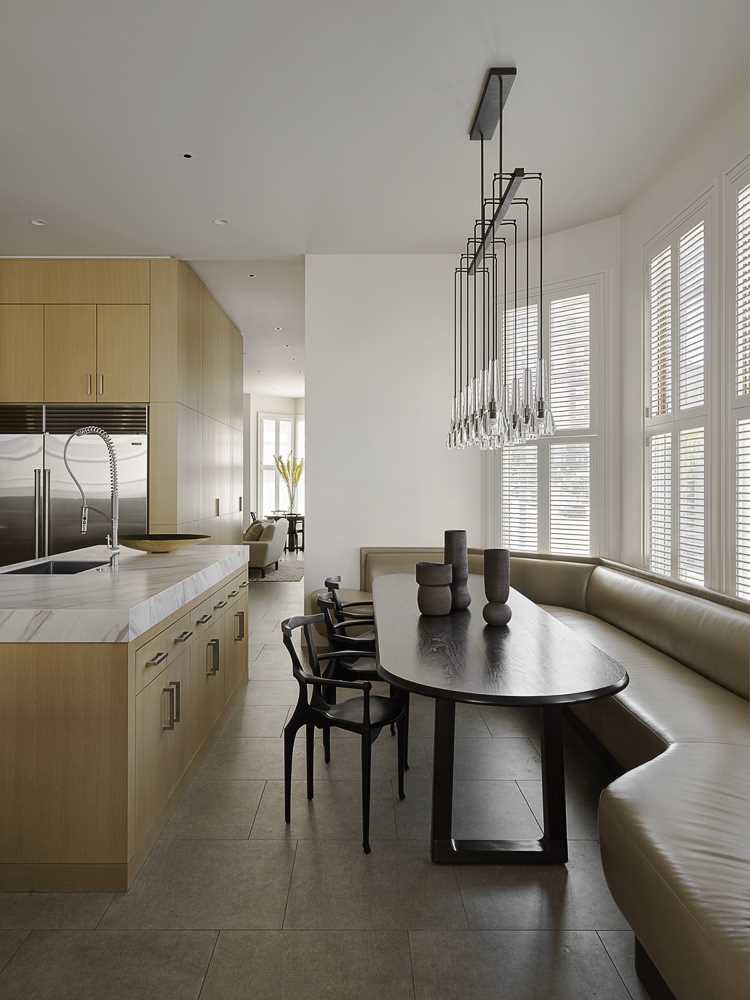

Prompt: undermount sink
[{"left": 4, "top": 560, "right": 109, "bottom": 576}]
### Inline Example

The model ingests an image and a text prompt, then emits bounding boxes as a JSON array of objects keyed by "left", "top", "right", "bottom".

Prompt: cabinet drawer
[{"left": 135, "top": 614, "right": 194, "bottom": 694}]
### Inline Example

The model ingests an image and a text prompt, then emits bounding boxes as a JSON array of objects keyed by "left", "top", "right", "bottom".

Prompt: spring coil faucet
[{"left": 63, "top": 425, "right": 120, "bottom": 569}]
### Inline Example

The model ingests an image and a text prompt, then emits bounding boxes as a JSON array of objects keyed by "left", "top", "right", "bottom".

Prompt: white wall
[
  {"left": 619, "top": 82, "right": 750, "bottom": 565},
  {"left": 243, "top": 392, "right": 304, "bottom": 525},
  {"left": 305, "top": 254, "right": 483, "bottom": 594}
]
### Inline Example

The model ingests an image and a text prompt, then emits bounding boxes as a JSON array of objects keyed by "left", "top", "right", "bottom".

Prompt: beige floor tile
[
  {"left": 200, "top": 929, "right": 413, "bottom": 1000},
  {"left": 284, "top": 840, "right": 467, "bottom": 930},
  {"left": 598, "top": 930, "right": 651, "bottom": 1000},
  {"left": 218, "top": 704, "right": 290, "bottom": 738},
  {"left": 457, "top": 840, "right": 629, "bottom": 930},
  {"left": 0, "top": 894, "right": 113, "bottom": 931},
  {"left": 163, "top": 779, "right": 265, "bottom": 840},
  {"left": 421, "top": 737, "right": 542, "bottom": 780},
  {"left": 251, "top": 779, "right": 397, "bottom": 842},
  {"left": 479, "top": 704, "right": 541, "bottom": 738},
  {"left": 100, "top": 840, "right": 295, "bottom": 930},
  {"left": 409, "top": 929, "right": 631, "bottom": 999},
  {"left": 517, "top": 775, "right": 604, "bottom": 841},
  {"left": 0, "top": 931, "right": 28, "bottom": 974},
  {"left": 199, "top": 738, "right": 288, "bottom": 780},
  {"left": 0, "top": 930, "right": 216, "bottom": 1000}
]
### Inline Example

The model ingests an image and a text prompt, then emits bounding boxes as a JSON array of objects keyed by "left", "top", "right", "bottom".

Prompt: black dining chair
[
  {"left": 324, "top": 575, "right": 374, "bottom": 622},
  {"left": 281, "top": 614, "right": 407, "bottom": 853}
]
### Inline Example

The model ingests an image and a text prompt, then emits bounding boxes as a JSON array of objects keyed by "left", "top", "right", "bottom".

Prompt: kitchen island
[{"left": 0, "top": 544, "right": 249, "bottom": 891}]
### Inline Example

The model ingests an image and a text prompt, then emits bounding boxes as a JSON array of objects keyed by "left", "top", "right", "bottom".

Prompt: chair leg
[
  {"left": 261, "top": 567, "right": 266, "bottom": 578},
  {"left": 275, "top": 561, "right": 279, "bottom": 570},
  {"left": 396, "top": 717, "right": 406, "bottom": 800},
  {"left": 361, "top": 735, "right": 372, "bottom": 853},
  {"left": 306, "top": 723, "right": 315, "bottom": 800},
  {"left": 323, "top": 724, "right": 331, "bottom": 764},
  {"left": 403, "top": 692, "right": 410, "bottom": 771},
  {"left": 283, "top": 723, "right": 297, "bottom": 823}
]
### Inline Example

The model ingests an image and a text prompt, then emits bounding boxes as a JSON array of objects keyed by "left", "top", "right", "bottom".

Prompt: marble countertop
[{"left": 0, "top": 543, "right": 248, "bottom": 644}]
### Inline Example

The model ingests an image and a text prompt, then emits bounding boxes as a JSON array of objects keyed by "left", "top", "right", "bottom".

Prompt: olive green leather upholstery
[{"left": 356, "top": 546, "right": 750, "bottom": 999}]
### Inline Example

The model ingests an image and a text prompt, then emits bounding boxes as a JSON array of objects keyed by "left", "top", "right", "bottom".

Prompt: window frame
[
  {"left": 642, "top": 194, "right": 715, "bottom": 587},
  {"left": 493, "top": 273, "right": 606, "bottom": 556}
]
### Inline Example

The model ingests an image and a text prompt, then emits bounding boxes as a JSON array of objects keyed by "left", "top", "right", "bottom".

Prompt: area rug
[{"left": 250, "top": 560, "right": 304, "bottom": 583}]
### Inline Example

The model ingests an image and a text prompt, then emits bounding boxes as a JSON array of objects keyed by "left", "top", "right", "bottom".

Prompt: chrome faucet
[{"left": 63, "top": 425, "right": 120, "bottom": 570}]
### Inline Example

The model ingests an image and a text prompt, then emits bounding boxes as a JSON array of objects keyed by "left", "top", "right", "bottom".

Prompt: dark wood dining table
[{"left": 373, "top": 573, "right": 628, "bottom": 865}]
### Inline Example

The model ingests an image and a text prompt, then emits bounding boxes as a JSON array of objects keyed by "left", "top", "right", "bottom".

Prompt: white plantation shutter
[
  {"left": 501, "top": 446, "right": 538, "bottom": 551},
  {"left": 678, "top": 223, "right": 705, "bottom": 409},
  {"left": 737, "top": 183, "right": 750, "bottom": 398},
  {"left": 549, "top": 442, "right": 590, "bottom": 554},
  {"left": 649, "top": 246, "right": 672, "bottom": 417},
  {"left": 678, "top": 427, "right": 704, "bottom": 585},
  {"left": 649, "top": 433, "right": 672, "bottom": 576},
  {"left": 738, "top": 419, "right": 750, "bottom": 598},
  {"left": 550, "top": 294, "right": 590, "bottom": 429},
  {"left": 505, "top": 305, "right": 538, "bottom": 378}
]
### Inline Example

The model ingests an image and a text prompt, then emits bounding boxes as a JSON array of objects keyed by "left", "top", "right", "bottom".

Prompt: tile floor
[{"left": 0, "top": 577, "right": 647, "bottom": 999}]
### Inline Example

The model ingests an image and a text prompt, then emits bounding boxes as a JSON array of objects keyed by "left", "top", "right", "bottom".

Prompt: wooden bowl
[{"left": 120, "top": 534, "right": 211, "bottom": 554}]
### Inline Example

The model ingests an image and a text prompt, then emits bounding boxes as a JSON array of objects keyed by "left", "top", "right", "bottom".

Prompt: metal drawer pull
[
  {"left": 174, "top": 630, "right": 193, "bottom": 643},
  {"left": 214, "top": 599, "right": 227, "bottom": 610},
  {"left": 234, "top": 610, "right": 246, "bottom": 641},
  {"left": 206, "top": 638, "right": 220, "bottom": 676},
  {"left": 196, "top": 613, "right": 212, "bottom": 625},
  {"left": 169, "top": 680, "right": 181, "bottom": 722},
  {"left": 227, "top": 589, "right": 239, "bottom": 598},
  {"left": 99, "top": 373, "right": 104, "bottom": 396},
  {"left": 239, "top": 580, "right": 248, "bottom": 589},
  {"left": 87, "top": 373, "right": 92, "bottom": 396},
  {"left": 162, "top": 686, "right": 176, "bottom": 730},
  {"left": 146, "top": 651, "right": 168, "bottom": 668}
]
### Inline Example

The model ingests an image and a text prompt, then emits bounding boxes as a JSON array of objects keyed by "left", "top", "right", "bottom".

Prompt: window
[
  {"left": 645, "top": 214, "right": 707, "bottom": 585},
  {"left": 498, "top": 280, "right": 601, "bottom": 555},
  {"left": 258, "top": 414, "right": 294, "bottom": 515},
  {"left": 734, "top": 176, "right": 750, "bottom": 596}
]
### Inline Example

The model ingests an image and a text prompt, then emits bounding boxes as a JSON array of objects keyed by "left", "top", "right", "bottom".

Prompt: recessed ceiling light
[
  {"left": 248, "top": 273, "right": 255, "bottom": 278},
  {"left": 283, "top": 343, "right": 289, "bottom": 348},
  {"left": 291, "top": 356, "right": 296, "bottom": 361},
  {"left": 30, "top": 218, "right": 47, "bottom": 226},
  {"left": 212, "top": 218, "right": 230, "bottom": 225},
  {"left": 183, "top": 152, "right": 193, "bottom": 159},
  {"left": 274, "top": 326, "right": 282, "bottom": 332}
]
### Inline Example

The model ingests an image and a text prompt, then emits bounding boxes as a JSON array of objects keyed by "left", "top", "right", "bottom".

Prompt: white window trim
[
  {"left": 723, "top": 153, "right": 750, "bottom": 595},
  {"left": 489, "top": 272, "right": 607, "bottom": 555},
  {"left": 256, "top": 411, "right": 301, "bottom": 515},
  {"left": 642, "top": 188, "right": 718, "bottom": 588}
]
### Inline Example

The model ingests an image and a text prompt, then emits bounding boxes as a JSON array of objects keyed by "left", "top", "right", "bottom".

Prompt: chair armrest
[
  {"left": 299, "top": 670, "right": 372, "bottom": 692},
  {"left": 317, "top": 649, "right": 376, "bottom": 662}
]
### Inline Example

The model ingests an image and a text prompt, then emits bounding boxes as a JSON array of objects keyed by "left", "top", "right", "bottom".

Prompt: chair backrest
[
  {"left": 316, "top": 593, "right": 339, "bottom": 641},
  {"left": 323, "top": 575, "right": 344, "bottom": 617},
  {"left": 281, "top": 613, "right": 329, "bottom": 709}
]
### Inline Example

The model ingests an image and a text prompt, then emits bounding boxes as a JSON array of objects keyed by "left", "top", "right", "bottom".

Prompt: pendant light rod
[{"left": 468, "top": 167, "right": 524, "bottom": 274}]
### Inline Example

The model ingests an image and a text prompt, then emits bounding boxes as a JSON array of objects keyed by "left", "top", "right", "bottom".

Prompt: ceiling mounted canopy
[{"left": 449, "top": 67, "right": 555, "bottom": 451}]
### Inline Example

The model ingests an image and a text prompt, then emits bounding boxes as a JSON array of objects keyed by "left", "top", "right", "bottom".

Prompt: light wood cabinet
[
  {"left": 96, "top": 304, "right": 150, "bottom": 402},
  {"left": 225, "top": 597, "right": 249, "bottom": 699},
  {"left": 0, "top": 259, "right": 149, "bottom": 305},
  {"left": 44, "top": 304, "right": 97, "bottom": 402},
  {"left": 0, "top": 305, "right": 44, "bottom": 402}
]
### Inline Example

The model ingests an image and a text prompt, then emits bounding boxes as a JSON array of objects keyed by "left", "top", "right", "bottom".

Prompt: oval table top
[{"left": 373, "top": 573, "right": 628, "bottom": 706}]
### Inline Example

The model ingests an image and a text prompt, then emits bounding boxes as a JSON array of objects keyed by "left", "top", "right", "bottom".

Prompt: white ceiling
[
  {"left": 191, "top": 258, "right": 304, "bottom": 397},
  {"left": 2, "top": 0, "right": 750, "bottom": 261}
]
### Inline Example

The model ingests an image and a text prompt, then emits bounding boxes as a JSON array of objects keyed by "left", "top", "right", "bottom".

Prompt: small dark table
[{"left": 373, "top": 574, "right": 628, "bottom": 865}]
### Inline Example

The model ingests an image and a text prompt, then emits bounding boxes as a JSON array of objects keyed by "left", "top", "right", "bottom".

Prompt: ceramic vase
[
  {"left": 482, "top": 548, "right": 512, "bottom": 626},
  {"left": 444, "top": 529, "right": 471, "bottom": 611},
  {"left": 416, "top": 561, "right": 453, "bottom": 616}
]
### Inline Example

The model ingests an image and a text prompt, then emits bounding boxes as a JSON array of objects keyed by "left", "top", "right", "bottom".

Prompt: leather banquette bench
[{"left": 341, "top": 547, "right": 750, "bottom": 1000}]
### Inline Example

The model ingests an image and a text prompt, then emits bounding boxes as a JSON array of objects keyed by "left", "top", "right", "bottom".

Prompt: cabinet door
[
  {"left": 190, "top": 611, "right": 226, "bottom": 743},
  {"left": 135, "top": 648, "right": 188, "bottom": 847},
  {"left": 226, "top": 598, "right": 249, "bottom": 700},
  {"left": 97, "top": 304, "right": 149, "bottom": 402},
  {"left": 44, "top": 304, "right": 96, "bottom": 402},
  {"left": 0, "top": 305, "right": 44, "bottom": 402}
]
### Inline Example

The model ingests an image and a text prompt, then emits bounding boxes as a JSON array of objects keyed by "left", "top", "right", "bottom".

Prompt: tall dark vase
[
  {"left": 444, "top": 529, "right": 471, "bottom": 611},
  {"left": 483, "top": 548, "right": 512, "bottom": 626}
]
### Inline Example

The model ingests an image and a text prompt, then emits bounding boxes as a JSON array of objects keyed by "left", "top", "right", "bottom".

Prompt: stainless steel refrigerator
[{"left": 0, "top": 405, "right": 148, "bottom": 568}]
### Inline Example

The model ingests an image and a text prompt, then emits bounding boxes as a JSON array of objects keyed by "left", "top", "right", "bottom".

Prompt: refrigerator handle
[
  {"left": 33, "top": 469, "right": 41, "bottom": 559},
  {"left": 43, "top": 468, "right": 50, "bottom": 557}
]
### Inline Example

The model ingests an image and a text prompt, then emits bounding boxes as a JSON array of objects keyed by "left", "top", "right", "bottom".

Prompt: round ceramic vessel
[
  {"left": 418, "top": 584, "right": 452, "bottom": 616},
  {"left": 483, "top": 601, "right": 513, "bottom": 627},
  {"left": 415, "top": 561, "right": 453, "bottom": 586}
]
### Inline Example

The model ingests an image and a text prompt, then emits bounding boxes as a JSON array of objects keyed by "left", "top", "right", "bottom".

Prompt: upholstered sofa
[
  {"left": 342, "top": 547, "right": 750, "bottom": 1000},
  {"left": 242, "top": 518, "right": 288, "bottom": 577}
]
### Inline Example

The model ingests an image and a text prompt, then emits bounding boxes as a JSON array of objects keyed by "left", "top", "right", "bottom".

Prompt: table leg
[{"left": 430, "top": 699, "right": 568, "bottom": 865}]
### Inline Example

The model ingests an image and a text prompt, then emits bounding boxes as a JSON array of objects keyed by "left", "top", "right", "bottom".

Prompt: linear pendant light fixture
[{"left": 448, "top": 67, "right": 555, "bottom": 450}]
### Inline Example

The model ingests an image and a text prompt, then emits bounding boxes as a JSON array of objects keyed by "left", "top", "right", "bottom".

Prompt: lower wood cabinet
[{"left": 0, "top": 567, "right": 248, "bottom": 893}]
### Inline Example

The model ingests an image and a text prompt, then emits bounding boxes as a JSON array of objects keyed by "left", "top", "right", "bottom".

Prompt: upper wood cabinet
[
  {"left": 43, "top": 303, "right": 150, "bottom": 403},
  {"left": 0, "top": 260, "right": 149, "bottom": 304},
  {"left": 0, "top": 305, "right": 44, "bottom": 402},
  {"left": 44, "top": 304, "right": 97, "bottom": 403},
  {"left": 97, "top": 305, "right": 150, "bottom": 402}
]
